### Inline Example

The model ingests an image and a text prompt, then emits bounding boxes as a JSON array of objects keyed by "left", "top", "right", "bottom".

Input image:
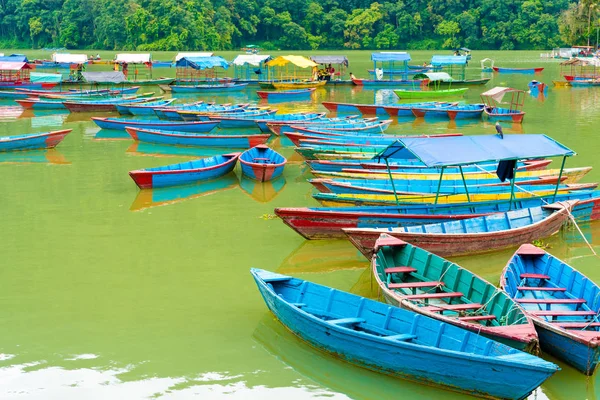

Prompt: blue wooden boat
[
  {"left": 501, "top": 244, "right": 600, "bottom": 375},
  {"left": 15, "top": 98, "right": 68, "bottom": 110},
  {"left": 370, "top": 235, "right": 541, "bottom": 352},
  {"left": 345, "top": 201, "right": 574, "bottom": 259},
  {"left": 116, "top": 99, "right": 176, "bottom": 115},
  {"left": 129, "top": 152, "right": 240, "bottom": 189},
  {"left": 251, "top": 268, "right": 558, "bottom": 399},
  {"left": 412, "top": 104, "right": 485, "bottom": 120},
  {"left": 0, "top": 129, "right": 71, "bottom": 151},
  {"left": 569, "top": 80, "right": 600, "bottom": 87},
  {"left": 157, "top": 103, "right": 245, "bottom": 120},
  {"left": 240, "top": 145, "right": 286, "bottom": 181},
  {"left": 207, "top": 109, "right": 277, "bottom": 128},
  {"left": 484, "top": 107, "right": 526, "bottom": 123},
  {"left": 63, "top": 96, "right": 159, "bottom": 112},
  {"left": 274, "top": 191, "right": 600, "bottom": 239},
  {"left": 91, "top": 117, "right": 220, "bottom": 133},
  {"left": 257, "top": 88, "right": 316, "bottom": 102},
  {"left": 126, "top": 127, "right": 271, "bottom": 148},
  {"left": 0, "top": 90, "right": 33, "bottom": 100},
  {"left": 352, "top": 78, "right": 421, "bottom": 87},
  {"left": 292, "top": 120, "right": 392, "bottom": 135},
  {"left": 493, "top": 67, "right": 544, "bottom": 74},
  {"left": 254, "top": 112, "right": 325, "bottom": 133},
  {"left": 170, "top": 83, "right": 248, "bottom": 93},
  {"left": 274, "top": 116, "right": 378, "bottom": 136}
]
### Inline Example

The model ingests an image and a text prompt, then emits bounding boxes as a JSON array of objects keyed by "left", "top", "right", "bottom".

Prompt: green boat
[
  {"left": 121, "top": 77, "right": 174, "bottom": 85},
  {"left": 394, "top": 87, "right": 469, "bottom": 99}
]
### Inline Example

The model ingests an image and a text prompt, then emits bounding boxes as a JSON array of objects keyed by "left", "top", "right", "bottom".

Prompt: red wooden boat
[
  {"left": 492, "top": 67, "right": 544, "bottom": 74},
  {"left": 344, "top": 201, "right": 575, "bottom": 259},
  {"left": 306, "top": 159, "right": 551, "bottom": 172}
]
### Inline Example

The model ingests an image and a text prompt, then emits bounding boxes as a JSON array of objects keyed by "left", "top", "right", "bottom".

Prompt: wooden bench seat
[
  {"left": 424, "top": 303, "right": 482, "bottom": 313},
  {"left": 389, "top": 281, "right": 443, "bottom": 289},
  {"left": 458, "top": 315, "right": 497, "bottom": 322},
  {"left": 516, "top": 298, "right": 586, "bottom": 304},
  {"left": 384, "top": 334, "right": 417, "bottom": 341},
  {"left": 291, "top": 303, "right": 307, "bottom": 308},
  {"left": 384, "top": 266, "right": 417, "bottom": 274},
  {"left": 556, "top": 322, "right": 600, "bottom": 329},
  {"left": 531, "top": 310, "right": 597, "bottom": 317},
  {"left": 328, "top": 318, "right": 366, "bottom": 326},
  {"left": 404, "top": 292, "right": 463, "bottom": 300},
  {"left": 517, "top": 286, "right": 567, "bottom": 292},
  {"left": 520, "top": 273, "right": 550, "bottom": 280}
]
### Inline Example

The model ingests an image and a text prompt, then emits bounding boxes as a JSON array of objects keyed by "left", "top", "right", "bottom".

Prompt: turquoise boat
[
  {"left": 239, "top": 145, "right": 286, "bottom": 181},
  {"left": 252, "top": 268, "right": 558, "bottom": 399}
]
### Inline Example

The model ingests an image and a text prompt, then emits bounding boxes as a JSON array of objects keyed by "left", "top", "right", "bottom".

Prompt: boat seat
[
  {"left": 404, "top": 292, "right": 463, "bottom": 300},
  {"left": 520, "top": 273, "right": 550, "bottom": 280},
  {"left": 556, "top": 322, "right": 600, "bottom": 329},
  {"left": 384, "top": 334, "right": 417, "bottom": 342},
  {"left": 516, "top": 298, "right": 586, "bottom": 304},
  {"left": 458, "top": 315, "right": 497, "bottom": 322},
  {"left": 424, "top": 303, "right": 482, "bottom": 313},
  {"left": 384, "top": 266, "right": 417, "bottom": 274},
  {"left": 517, "top": 286, "right": 567, "bottom": 292},
  {"left": 389, "top": 281, "right": 443, "bottom": 289},
  {"left": 531, "top": 310, "right": 597, "bottom": 317},
  {"left": 328, "top": 318, "right": 366, "bottom": 326},
  {"left": 291, "top": 303, "right": 307, "bottom": 308}
]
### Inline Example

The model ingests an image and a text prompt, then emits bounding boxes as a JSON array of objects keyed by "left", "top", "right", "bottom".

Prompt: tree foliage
[{"left": 0, "top": 0, "right": 590, "bottom": 50}]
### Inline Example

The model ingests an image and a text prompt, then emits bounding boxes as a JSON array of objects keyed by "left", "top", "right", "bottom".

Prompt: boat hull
[
  {"left": 493, "top": 67, "right": 544, "bottom": 74},
  {"left": 394, "top": 88, "right": 468, "bottom": 99},
  {"left": 239, "top": 145, "right": 287, "bottom": 182},
  {"left": 126, "top": 127, "right": 270, "bottom": 148},
  {"left": 91, "top": 117, "right": 219, "bottom": 133},
  {"left": 0, "top": 129, "right": 71, "bottom": 151}
]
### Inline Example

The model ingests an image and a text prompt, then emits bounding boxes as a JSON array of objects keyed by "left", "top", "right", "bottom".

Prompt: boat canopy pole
[
  {"left": 508, "top": 161, "right": 519, "bottom": 210},
  {"left": 385, "top": 158, "right": 401, "bottom": 207},
  {"left": 553, "top": 156, "right": 567, "bottom": 201},
  {"left": 434, "top": 166, "right": 446, "bottom": 206},
  {"left": 459, "top": 165, "right": 470, "bottom": 203}
]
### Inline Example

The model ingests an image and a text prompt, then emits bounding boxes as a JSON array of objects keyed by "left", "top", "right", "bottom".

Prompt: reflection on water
[
  {"left": 252, "top": 314, "right": 467, "bottom": 400},
  {"left": 94, "top": 129, "right": 133, "bottom": 140},
  {"left": 277, "top": 239, "right": 366, "bottom": 274},
  {"left": 130, "top": 173, "right": 239, "bottom": 211},
  {"left": 0, "top": 148, "right": 69, "bottom": 165},
  {"left": 126, "top": 142, "right": 232, "bottom": 158},
  {"left": 240, "top": 175, "right": 286, "bottom": 203}
]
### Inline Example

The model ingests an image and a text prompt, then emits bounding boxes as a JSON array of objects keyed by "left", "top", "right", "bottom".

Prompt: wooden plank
[
  {"left": 405, "top": 292, "right": 463, "bottom": 300},
  {"left": 556, "top": 322, "right": 600, "bottom": 328},
  {"left": 516, "top": 298, "right": 585, "bottom": 304},
  {"left": 517, "top": 286, "right": 567, "bottom": 292},
  {"left": 328, "top": 317, "right": 366, "bottom": 325},
  {"left": 458, "top": 315, "right": 497, "bottom": 321},
  {"left": 424, "top": 303, "right": 482, "bottom": 313},
  {"left": 389, "top": 281, "right": 444, "bottom": 289},
  {"left": 384, "top": 266, "right": 417, "bottom": 274},
  {"left": 531, "top": 310, "right": 597, "bottom": 317},
  {"left": 384, "top": 334, "right": 417, "bottom": 341},
  {"left": 520, "top": 273, "right": 550, "bottom": 280}
]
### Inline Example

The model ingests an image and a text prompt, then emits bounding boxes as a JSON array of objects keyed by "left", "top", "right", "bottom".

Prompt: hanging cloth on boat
[{"left": 496, "top": 159, "right": 517, "bottom": 182}]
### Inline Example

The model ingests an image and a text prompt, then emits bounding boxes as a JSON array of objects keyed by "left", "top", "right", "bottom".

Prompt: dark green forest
[{"left": 0, "top": 0, "right": 598, "bottom": 51}]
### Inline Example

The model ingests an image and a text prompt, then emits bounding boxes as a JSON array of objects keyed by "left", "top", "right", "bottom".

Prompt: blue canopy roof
[
  {"left": 175, "top": 56, "right": 229, "bottom": 70},
  {"left": 0, "top": 55, "right": 28, "bottom": 62},
  {"left": 431, "top": 56, "right": 468, "bottom": 66},
  {"left": 371, "top": 52, "right": 411, "bottom": 62},
  {"left": 375, "top": 135, "right": 575, "bottom": 167}
]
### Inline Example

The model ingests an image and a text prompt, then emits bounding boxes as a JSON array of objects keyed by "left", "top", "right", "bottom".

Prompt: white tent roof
[
  {"left": 231, "top": 54, "right": 270, "bottom": 66},
  {"left": 175, "top": 52, "right": 214, "bottom": 61},
  {"left": 52, "top": 53, "right": 87, "bottom": 64},
  {"left": 115, "top": 53, "right": 151, "bottom": 64}
]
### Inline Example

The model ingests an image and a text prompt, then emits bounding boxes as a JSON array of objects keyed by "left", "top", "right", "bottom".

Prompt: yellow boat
[
  {"left": 552, "top": 80, "right": 571, "bottom": 87},
  {"left": 311, "top": 167, "right": 591, "bottom": 184},
  {"left": 272, "top": 80, "right": 327, "bottom": 89},
  {"left": 314, "top": 187, "right": 580, "bottom": 207}
]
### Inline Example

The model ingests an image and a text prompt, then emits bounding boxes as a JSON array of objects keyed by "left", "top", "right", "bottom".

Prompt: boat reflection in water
[
  {"left": 239, "top": 175, "right": 286, "bottom": 203},
  {"left": 94, "top": 129, "right": 132, "bottom": 140},
  {"left": 252, "top": 314, "right": 467, "bottom": 400},
  {"left": 130, "top": 173, "right": 239, "bottom": 211},
  {"left": 277, "top": 239, "right": 365, "bottom": 275},
  {"left": 0, "top": 148, "right": 69, "bottom": 165},
  {"left": 126, "top": 142, "right": 231, "bottom": 158}
]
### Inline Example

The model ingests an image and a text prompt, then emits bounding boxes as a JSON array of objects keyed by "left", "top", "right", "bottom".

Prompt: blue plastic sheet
[
  {"left": 376, "top": 135, "right": 575, "bottom": 167},
  {"left": 431, "top": 56, "right": 468, "bottom": 66},
  {"left": 371, "top": 52, "right": 411, "bottom": 62},
  {"left": 175, "top": 56, "right": 229, "bottom": 70}
]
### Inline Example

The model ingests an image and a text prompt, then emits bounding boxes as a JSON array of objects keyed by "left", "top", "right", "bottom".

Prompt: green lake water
[{"left": 1, "top": 50, "right": 600, "bottom": 399}]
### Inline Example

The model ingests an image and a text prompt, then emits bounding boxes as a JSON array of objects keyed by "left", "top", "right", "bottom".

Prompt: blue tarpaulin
[
  {"left": 371, "top": 52, "right": 411, "bottom": 62},
  {"left": 431, "top": 56, "right": 468, "bottom": 66},
  {"left": 375, "top": 135, "right": 575, "bottom": 167},
  {"left": 0, "top": 55, "right": 28, "bottom": 63},
  {"left": 175, "top": 56, "right": 229, "bottom": 70}
]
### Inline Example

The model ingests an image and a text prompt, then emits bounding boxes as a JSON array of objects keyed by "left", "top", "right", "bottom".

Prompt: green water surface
[{"left": 0, "top": 50, "right": 600, "bottom": 399}]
